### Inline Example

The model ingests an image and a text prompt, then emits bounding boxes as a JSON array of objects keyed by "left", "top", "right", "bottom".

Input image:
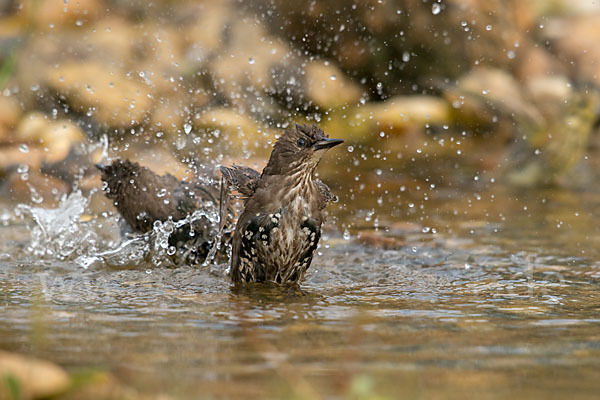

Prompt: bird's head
[{"left": 263, "top": 124, "right": 343, "bottom": 176}]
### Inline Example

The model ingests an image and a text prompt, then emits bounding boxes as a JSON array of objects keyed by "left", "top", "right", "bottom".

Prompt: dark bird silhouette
[
  {"left": 220, "top": 124, "right": 343, "bottom": 284},
  {"left": 97, "top": 160, "right": 226, "bottom": 263}
]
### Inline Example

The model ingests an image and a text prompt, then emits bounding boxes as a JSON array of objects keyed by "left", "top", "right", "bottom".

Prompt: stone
[
  {"left": 0, "top": 350, "right": 70, "bottom": 399},
  {"left": 45, "top": 62, "right": 153, "bottom": 129},
  {"left": 4, "top": 169, "right": 71, "bottom": 205},
  {"left": 19, "top": 0, "right": 103, "bottom": 29},
  {"left": 304, "top": 61, "right": 362, "bottom": 110},
  {"left": 193, "top": 108, "right": 274, "bottom": 156},
  {"left": 183, "top": 2, "right": 232, "bottom": 65},
  {"left": 367, "top": 95, "right": 450, "bottom": 133},
  {"left": 17, "top": 113, "right": 86, "bottom": 162},
  {"left": 0, "top": 95, "right": 21, "bottom": 142}
]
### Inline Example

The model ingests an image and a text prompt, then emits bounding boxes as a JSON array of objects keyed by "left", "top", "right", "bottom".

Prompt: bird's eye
[{"left": 297, "top": 138, "right": 307, "bottom": 147}]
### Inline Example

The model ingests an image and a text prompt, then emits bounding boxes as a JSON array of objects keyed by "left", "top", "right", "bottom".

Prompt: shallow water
[{"left": 1, "top": 180, "right": 600, "bottom": 399}]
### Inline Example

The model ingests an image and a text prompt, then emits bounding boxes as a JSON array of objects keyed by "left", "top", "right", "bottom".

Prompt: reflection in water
[{"left": 1, "top": 182, "right": 600, "bottom": 398}]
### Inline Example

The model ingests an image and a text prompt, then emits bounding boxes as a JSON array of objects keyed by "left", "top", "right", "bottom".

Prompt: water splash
[{"left": 16, "top": 190, "right": 99, "bottom": 262}]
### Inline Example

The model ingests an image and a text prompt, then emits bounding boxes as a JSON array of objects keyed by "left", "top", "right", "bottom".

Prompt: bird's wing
[
  {"left": 315, "top": 179, "right": 337, "bottom": 208},
  {"left": 219, "top": 165, "right": 261, "bottom": 197},
  {"left": 231, "top": 211, "right": 279, "bottom": 283}
]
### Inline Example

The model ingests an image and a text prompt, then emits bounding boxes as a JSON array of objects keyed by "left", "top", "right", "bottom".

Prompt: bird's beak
[{"left": 313, "top": 138, "right": 344, "bottom": 150}]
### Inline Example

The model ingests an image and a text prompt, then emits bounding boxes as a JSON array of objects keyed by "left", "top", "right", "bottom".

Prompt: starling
[
  {"left": 97, "top": 159, "right": 227, "bottom": 263},
  {"left": 221, "top": 124, "right": 343, "bottom": 284}
]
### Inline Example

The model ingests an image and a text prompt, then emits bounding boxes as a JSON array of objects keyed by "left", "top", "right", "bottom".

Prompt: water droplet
[
  {"left": 30, "top": 84, "right": 40, "bottom": 92},
  {"left": 329, "top": 75, "right": 337, "bottom": 81},
  {"left": 183, "top": 123, "right": 192, "bottom": 134},
  {"left": 343, "top": 229, "right": 351, "bottom": 240},
  {"left": 75, "top": 19, "right": 83, "bottom": 27},
  {"left": 431, "top": 3, "right": 441, "bottom": 14},
  {"left": 19, "top": 144, "right": 29, "bottom": 153},
  {"left": 248, "top": 57, "right": 255, "bottom": 64},
  {"left": 507, "top": 50, "right": 516, "bottom": 59},
  {"left": 402, "top": 51, "right": 410, "bottom": 62}
]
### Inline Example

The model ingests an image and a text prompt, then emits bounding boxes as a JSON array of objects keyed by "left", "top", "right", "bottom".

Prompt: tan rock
[
  {"left": 367, "top": 95, "right": 450, "bottom": 132},
  {"left": 44, "top": 120, "right": 86, "bottom": 162},
  {"left": 193, "top": 108, "right": 274, "bottom": 155},
  {"left": 115, "top": 146, "right": 192, "bottom": 181},
  {"left": 0, "top": 95, "right": 21, "bottom": 142},
  {"left": 446, "top": 68, "right": 544, "bottom": 127},
  {"left": 543, "top": 16, "right": 600, "bottom": 85},
  {"left": 86, "top": 17, "right": 141, "bottom": 63},
  {"left": 211, "top": 19, "right": 289, "bottom": 96},
  {"left": 184, "top": 2, "right": 231, "bottom": 62},
  {"left": 4, "top": 169, "right": 71, "bottom": 205},
  {"left": 149, "top": 96, "right": 187, "bottom": 137},
  {"left": 17, "top": 113, "right": 86, "bottom": 162},
  {"left": 0, "top": 95, "right": 21, "bottom": 128},
  {"left": 305, "top": 61, "right": 362, "bottom": 110},
  {"left": 19, "top": 0, "right": 103, "bottom": 29},
  {"left": 16, "top": 112, "right": 50, "bottom": 143},
  {"left": 0, "top": 350, "right": 70, "bottom": 399},
  {"left": 514, "top": 46, "right": 565, "bottom": 82},
  {"left": 46, "top": 62, "right": 152, "bottom": 128},
  {"left": 0, "top": 145, "right": 45, "bottom": 172}
]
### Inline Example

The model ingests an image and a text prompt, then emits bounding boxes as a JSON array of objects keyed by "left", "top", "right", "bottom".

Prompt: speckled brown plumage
[
  {"left": 221, "top": 124, "right": 343, "bottom": 284},
  {"left": 97, "top": 159, "right": 225, "bottom": 263}
]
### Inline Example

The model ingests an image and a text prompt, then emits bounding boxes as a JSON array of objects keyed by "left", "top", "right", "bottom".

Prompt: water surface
[{"left": 1, "top": 181, "right": 600, "bottom": 399}]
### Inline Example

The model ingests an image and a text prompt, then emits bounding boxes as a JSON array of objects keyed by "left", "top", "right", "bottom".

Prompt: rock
[
  {"left": 304, "top": 61, "right": 362, "bottom": 110},
  {"left": 367, "top": 95, "right": 450, "bottom": 133},
  {"left": 183, "top": 2, "right": 232, "bottom": 65},
  {"left": 210, "top": 18, "right": 289, "bottom": 95},
  {"left": 0, "top": 95, "right": 21, "bottom": 128},
  {"left": 0, "top": 95, "right": 21, "bottom": 142},
  {"left": 45, "top": 62, "right": 152, "bottom": 129},
  {"left": 530, "top": 0, "right": 600, "bottom": 17},
  {"left": 543, "top": 15, "right": 600, "bottom": 85},
  {"left": 16, "top": 113, "right": 86, "bottom": 162},
  {"left": 19, "top": 0, "right": 103, "bottom": 29},
  {"left": 137, "top": 25, "right": 187, "bottom": 94},
  {"left": 514, "top": 46, "right": 565, "bottom": 82},
  {"left": 86, "top": 17, "right": 142, "bottom": 63},
  {"left": 149, "top": 96, "right": 188, "bottom": 138},
  {"left": 193, "top": 108, "right": 274, "bottom": 156},
  {"left": 356, "top": 231, "right": 404, "bottom": 250},
  {"left": 445, "top": 68, "right": 544, "bottom": 128},
  {"left": 114, "top": 146, "right": 193, "bottom": 181},
  {"left": 0, "top": 350, "right": 70, "bottom": 399},
  {"left": 16, "top": 112, "right": 50, "bottom": 143},
  {"left": 0, "top": 145, "right": 45, "bottom": 173},
  {"left": 4, "top": 169, "right": 71, "bottom": 205}
]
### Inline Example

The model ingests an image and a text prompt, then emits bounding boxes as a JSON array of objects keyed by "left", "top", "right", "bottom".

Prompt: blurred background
[{"left": 1, "top": 0, "right": 600, "bottom": 206}]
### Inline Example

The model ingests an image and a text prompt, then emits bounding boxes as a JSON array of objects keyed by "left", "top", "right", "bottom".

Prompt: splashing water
[
  {"left": 14, "top": 186, "right": 225, "bottom": 270},
  {"left": 16, "top": 190, "right": 99, "bottom": 263}
]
